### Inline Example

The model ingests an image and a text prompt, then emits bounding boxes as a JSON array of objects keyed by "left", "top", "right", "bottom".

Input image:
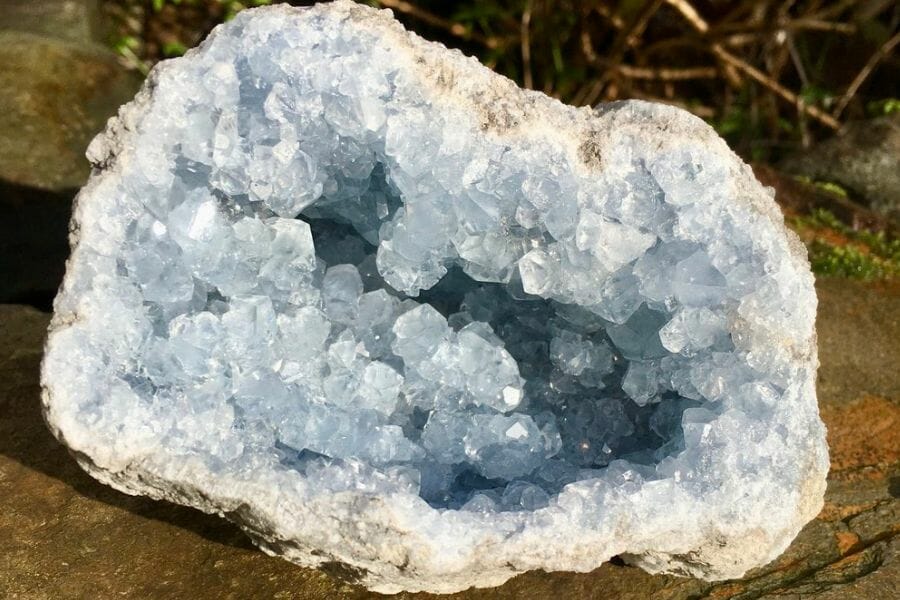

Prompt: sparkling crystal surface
[{"left": 41, "top": 1, "right": 828, "bottom": 594}]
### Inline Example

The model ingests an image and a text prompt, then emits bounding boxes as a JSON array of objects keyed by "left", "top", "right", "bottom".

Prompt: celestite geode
[{"left": 41, "top": 1, "right": 828, "bottom": 593}]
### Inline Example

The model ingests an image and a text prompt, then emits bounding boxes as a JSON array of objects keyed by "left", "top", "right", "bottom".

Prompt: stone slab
[{"left": 1, "top": 278, "right": 897, "bottom": 598}]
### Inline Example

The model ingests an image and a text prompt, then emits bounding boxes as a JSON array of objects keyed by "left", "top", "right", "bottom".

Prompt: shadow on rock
[
  {"left": 0, "top": 305, "right": 254, "bottom": 552},
  {"left": 1, "top": 284, "right": 898, "bottom": 598}
]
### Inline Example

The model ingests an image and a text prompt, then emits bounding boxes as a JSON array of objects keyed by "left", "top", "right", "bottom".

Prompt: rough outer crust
[{"left": 41, "top": 1, "right": 827, "bottom": 594}]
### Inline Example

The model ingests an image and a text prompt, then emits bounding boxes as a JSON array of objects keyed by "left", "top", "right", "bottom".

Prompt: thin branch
[
  {"left": 580, "top": 29, "right": 599, "bottom": 64},
  {"left": 663, "top": 0, "right": 841, "bottom": 130},
  {"left": 781, "top": 18, "right": 856, "bottom": 34},
  {"left": 643, "top": 36, "right": 708, "bottom": 56},
  {"left": 721, "top": 33, "right": 761, "bottom": 47},
  {"left": 605, "top": 0, "right": 665, "bottom": 61},
  {"left": 833, "top": 30, "right": 900, "bottom": 119},
  {"left": 581, "top": 25, "right": 715, "bottom": 82},
  {"left": 787, "top": 34, "right": 809, "bottom": 89},
  {"left": 713, "top": 19, "right": 856, "bottom": 35},
  {"left": 628, "top": 90, "right": 716, "bottom": 118},
  {"left": 715, "top": 50, "right": 840, "bottom": 129},
  {"left": 618, "top": 64, "right": 718, "bottom": 80},
  {"left": 787, "top": 32, "right": 812, "bottom": 148},
  {"left": 621, "top": 0, "right": 665, "bottom": 48},
  {"left": 600, "top": 0, "right": 665, "bottom": 101},
  {"left": 665, "top": 0, "right": 709, "bottom": 34},
  {"left": 583, "top": 79, "right": 606, "bottom": 107},
  {"left": 717, "top": 1, "right": 754, "bottom": 28},
  {"left": 373, "top": 0, "right": 500, "bottom": 48},
  {"left": 814, "top": 0, "right": 867, "bottom": 20},
  {"left": 520, "top": 0, "right": 533, "bottom": 89},
  {"left": 592, "top": 4, "right": 626, "bottom": 31},
  {"left": 571, "top": 79, "right": 604, "bottom": 107},
  {"left": 569, "top": 81, "right": 591, "bottom": 107}
]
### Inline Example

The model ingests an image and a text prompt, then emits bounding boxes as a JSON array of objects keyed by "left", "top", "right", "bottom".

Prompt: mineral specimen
[{"left": 40, "top": 1, "right": 828, "bottom": 594}]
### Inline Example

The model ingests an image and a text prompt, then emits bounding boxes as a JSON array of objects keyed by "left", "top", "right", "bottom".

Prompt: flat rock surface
[
  {"left": 0, "top": 0, "right": 107, "bottom": 47},
  {"left": 781, "top": 114, "right": 900, "bottom": 221},
  {"left": 1, "top": 278, "right": 897, "bottom": 599},
  {"left": 0, "top": 0, "right": 136, "bottom": 191},
  {"left": 0, "top": 30, "right": 139, "bottom": 192},
  {"left": 0, "top": 2, "right": 139, "bottom": 306}
]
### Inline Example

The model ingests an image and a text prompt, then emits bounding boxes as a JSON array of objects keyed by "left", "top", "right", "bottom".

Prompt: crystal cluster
[{"left": 41, "top": 1, "right": 828, "bottom": 594}]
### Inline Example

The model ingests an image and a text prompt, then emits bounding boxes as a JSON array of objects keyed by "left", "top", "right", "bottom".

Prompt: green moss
[
  {"left": 792, "top": 175, "right": 849, "bottom": 198},
  {"left": 789, "top": 209, "right": 899, "bottom": 280},
  {"left": 867, "top": 98, "right": 900, "bottom": 116},
  {"left": 162, "top": 41, "right": 188, "bottom": 57},
  {"left": 111, "top": 34, "right": 149, "bottom": 75},
  {"left": 222, "top": 0, "right": 272, "bottom": 21},
  {"left": 807, "top": 242, "right": 898, "bottom": 279},
  {"left": 814, "top": 181, "right": 848, "bottom": 197}
]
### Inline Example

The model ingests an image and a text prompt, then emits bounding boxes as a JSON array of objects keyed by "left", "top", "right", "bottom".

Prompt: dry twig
[
  {"left": 628, "top": 90, "right": 716, "bottom": 118},
  {"left": 374, "top": 0, "right": 500, "bottom": 48},
  {"left": 520, "top": 0, "right": 533, "bottom": 89},
  {"left": 588, "top": 0, "right": 665, "bottom": 105},
  {"left": 714, "top": 18, "right": 856, "bottom": 35},
  {"left": 832, "top": 30, "right": 900, "bottom": 119},
  {"left": 592, "top": 4, "right": 626, "bottom": 32},
  {"left": 813, "top": 0, "right": 859, "bottom": 20},
  {"left": 664, "top": 0, "right": 841, "bottom": 130},
  {"left": 617, "top": 64, "right": 718, "bottom": 80}
]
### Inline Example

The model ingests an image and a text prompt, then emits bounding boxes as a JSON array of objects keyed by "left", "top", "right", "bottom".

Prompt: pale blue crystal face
[{"left": 45, "top": 4, "right": 819, "bottom": 521}]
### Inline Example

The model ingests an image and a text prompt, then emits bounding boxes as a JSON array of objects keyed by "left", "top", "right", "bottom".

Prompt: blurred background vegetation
[
  {"left": 98, "top": 0, "right": 899, "bottom": 279},
  {"left": 105, "top": 0, "right": 898, "bottom": 162}
]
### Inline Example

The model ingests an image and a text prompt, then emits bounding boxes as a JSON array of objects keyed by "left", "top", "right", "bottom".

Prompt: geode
[{"left": 41, "top": 1, "right": 828, "bottom": 594}]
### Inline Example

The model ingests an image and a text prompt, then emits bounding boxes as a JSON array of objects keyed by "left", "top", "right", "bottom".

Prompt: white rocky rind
[{"left": 41, "top": 1, "right": 828, "bottom": 594}]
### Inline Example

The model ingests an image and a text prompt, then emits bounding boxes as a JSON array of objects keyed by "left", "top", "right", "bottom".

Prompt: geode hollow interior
[{"left": 41, "top": 1, "right": 828, "bottom": 594}]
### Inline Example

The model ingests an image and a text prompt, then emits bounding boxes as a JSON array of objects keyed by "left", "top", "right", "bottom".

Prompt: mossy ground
[{"left": 787, "top": 206, "right": 899, "bottom": 281}]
